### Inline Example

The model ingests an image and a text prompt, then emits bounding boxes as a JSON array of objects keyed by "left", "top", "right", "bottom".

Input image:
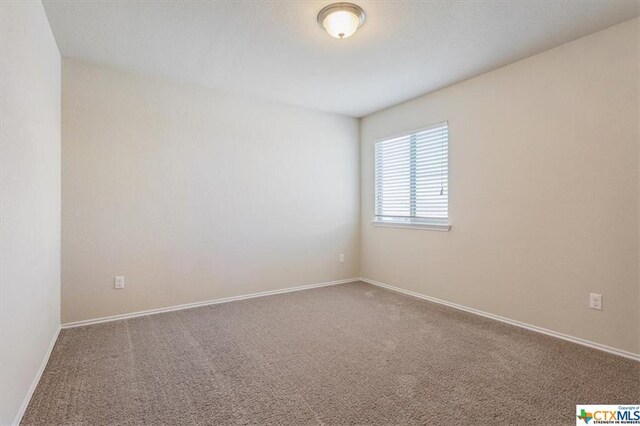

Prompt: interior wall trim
[
  {"left": 20, "top": 276, "right": 638, "bottom": 424},
  {"left": 13, "top": 326, "right": 61, "bottom": 425},
  {"left": 360, "top": 277, "right": 640, "bottom": 362},
  {"left": 61, "top": 278, "right": 359, "bottom": 329}
]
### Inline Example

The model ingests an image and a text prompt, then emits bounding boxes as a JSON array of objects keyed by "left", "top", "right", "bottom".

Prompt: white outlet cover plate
[
  {"left": 589, "top": 293, "right": 602, "bottom": 310},
  {"left": 115, "top": 276, "right": 125, "bottom": 289}
]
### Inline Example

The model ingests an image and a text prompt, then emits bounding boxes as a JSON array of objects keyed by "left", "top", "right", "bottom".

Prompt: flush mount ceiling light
[{"left": 317, "top": 3, "right": 365, "bottom": 40}]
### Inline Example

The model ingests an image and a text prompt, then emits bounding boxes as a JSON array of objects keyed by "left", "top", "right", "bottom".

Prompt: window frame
[{"left": 372, "top": 122, "right": 451, "bottom": 232}]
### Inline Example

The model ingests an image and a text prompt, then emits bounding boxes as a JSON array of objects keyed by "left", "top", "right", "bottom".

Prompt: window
[{"left": 374, "top": 122, "right": 449, "bottom": 230}]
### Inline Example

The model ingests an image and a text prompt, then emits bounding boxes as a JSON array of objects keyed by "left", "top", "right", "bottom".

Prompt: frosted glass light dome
[{"left": 317, "top": 3, "right": 365, "bottom": 40}]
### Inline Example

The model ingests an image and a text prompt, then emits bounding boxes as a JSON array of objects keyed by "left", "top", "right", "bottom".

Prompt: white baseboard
[
  {"left": 360, "top": 277, "right": 640, "bottom": 362},
  {"left": 62, "top": 278, "right": 359, "bottom": 329},
  {"left": 13, "top": 326, "right": 61, "bottom": 425},
  {"left": 22, "top": 276, "right": 635, "bottom": 426}
]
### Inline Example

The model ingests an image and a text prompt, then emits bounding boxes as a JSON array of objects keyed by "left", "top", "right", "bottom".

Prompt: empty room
[{"left": 1, "top": 0, "right": 639, "bottom": 424}]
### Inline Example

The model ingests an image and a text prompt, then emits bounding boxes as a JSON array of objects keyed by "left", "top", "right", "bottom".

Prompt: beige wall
[
  {"left": 62, "top": 59, "right": 360, "bottom": 324},
  {"left": 360, "top": 18, "right": 639, "bottom": 354},
  {"left": 0, "top": 2, "right": 61, "bottom": 424}
]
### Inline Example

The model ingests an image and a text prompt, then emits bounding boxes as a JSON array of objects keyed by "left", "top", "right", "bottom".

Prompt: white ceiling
[{"left": 43, "top": 1, "right": 639, "bottom": 117}]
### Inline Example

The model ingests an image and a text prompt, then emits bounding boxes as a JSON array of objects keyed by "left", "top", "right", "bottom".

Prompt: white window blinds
[{"left": 374, "top": 122, "right": 448, "bottom": 226}]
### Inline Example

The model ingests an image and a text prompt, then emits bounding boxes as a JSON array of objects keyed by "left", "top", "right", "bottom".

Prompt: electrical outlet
[
  {"left": 339, "top": 253, "right": 345, "bottom": 263},
  {"left": 114, "top": 276, "right": 125, "bottom": 289},
  {"left": 589, "top": 293, "right": 602, "bottom": 310}
]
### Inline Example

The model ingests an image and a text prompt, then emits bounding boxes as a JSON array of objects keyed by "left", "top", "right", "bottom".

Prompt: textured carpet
[{"left": 23, "top": 281, "right": 638, "bottom": 425}]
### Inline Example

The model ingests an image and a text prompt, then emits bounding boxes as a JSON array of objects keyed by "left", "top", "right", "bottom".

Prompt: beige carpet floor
[{"left": 23, "top": 281, "right": 638, "bottom": 425}]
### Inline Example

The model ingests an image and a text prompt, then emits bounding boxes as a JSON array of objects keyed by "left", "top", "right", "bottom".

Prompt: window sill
[{"left": 371, "top": 220, "right": 451, "bottom": 232}]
